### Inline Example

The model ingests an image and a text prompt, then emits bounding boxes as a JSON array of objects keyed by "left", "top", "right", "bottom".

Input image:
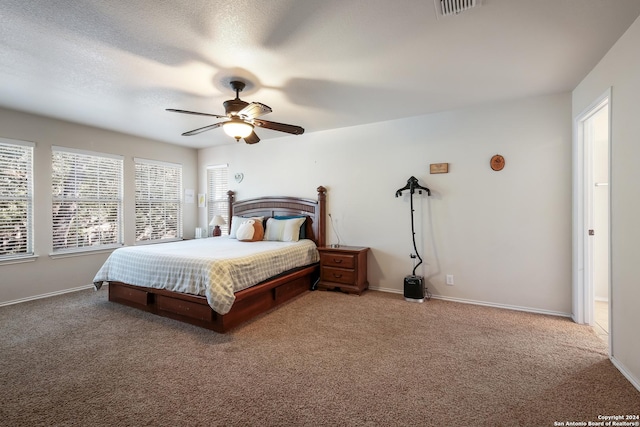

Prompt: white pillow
[
  {"left": 263, "top": 217, "right": 306, "bottom": 242},
  {"left": 229, "top": 216, "right": 264, "bottom": 238}
]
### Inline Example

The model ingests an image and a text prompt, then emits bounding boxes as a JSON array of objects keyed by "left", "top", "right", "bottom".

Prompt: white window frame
[
  {"left": 134, "top": 158, "right": 183, "bottom": 243},
  {"left": 207, "top": 164, "right": 229, "bottom": 236},
  {"left": 0, "top": 138, "right": 35, "bottom": 263},
  {"left": 51, "top": 146, "right": 123, "bottom": 254}
]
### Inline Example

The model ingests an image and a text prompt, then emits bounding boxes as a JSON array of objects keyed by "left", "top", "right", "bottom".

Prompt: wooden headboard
[{"left": 227, "top": 186, "right": 327, "bottom": 247}]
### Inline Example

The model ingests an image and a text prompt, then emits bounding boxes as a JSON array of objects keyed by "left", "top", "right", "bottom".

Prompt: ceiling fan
[{"left": 166, "top": 80, "right": 304, "bottom": 144}]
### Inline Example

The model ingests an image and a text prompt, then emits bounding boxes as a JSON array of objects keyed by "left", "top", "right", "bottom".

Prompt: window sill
[
  {"left": 0, "top": 255, "right": 38, "bottom": 266},
  {"left": 49, "top": 245, "right": 123, "bottom": 259},
  {"left": 135, "top": 238, "right": 183, "bottom": 246}
]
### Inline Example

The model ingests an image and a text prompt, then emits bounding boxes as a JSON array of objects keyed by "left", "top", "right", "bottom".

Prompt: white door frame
[{"left": 572, "top": 88, "right": 611, "bottom": 336}]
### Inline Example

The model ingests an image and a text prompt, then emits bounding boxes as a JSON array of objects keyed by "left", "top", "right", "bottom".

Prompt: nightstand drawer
[
  {"left": 321, "top": 253, "right": 356, "bottom": 269},
  {"left": 321, "top": 267, "right": 356, "bottom": 285}
]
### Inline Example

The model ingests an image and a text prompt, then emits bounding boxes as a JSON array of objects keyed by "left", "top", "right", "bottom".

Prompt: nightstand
[{"left": 317, "top": 246, "right": 369, "bottom": 295}]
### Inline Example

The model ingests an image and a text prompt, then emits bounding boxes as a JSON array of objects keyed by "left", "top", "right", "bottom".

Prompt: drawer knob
[
  {"left": 333, "top": 273, "right": 343, "bottom": 278},
  {"left": 333, "top": 258, "right": 342, "bottom": 263}
]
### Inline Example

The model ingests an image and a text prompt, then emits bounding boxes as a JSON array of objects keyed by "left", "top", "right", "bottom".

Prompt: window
[
  {"left": 52, "top": 147, "right": 123, "bottom": 252},
  {"left": 135, "top": 158, "right": 182, "bottom": 242},
  {"left": 0, "top": 138, "right": 34, "bottom": 260},
  {"left": 207, "top": 165, "right": 229, "bottom": 235}
]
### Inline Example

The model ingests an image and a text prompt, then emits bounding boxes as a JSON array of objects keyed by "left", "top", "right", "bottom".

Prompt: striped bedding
[{"left": 93, "top": 237, "right": 319, "bottom": 315}]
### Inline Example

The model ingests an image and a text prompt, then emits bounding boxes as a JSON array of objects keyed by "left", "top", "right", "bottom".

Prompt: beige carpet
[{"left": 0, "top": 288, "right": 638, "bottom": 426}]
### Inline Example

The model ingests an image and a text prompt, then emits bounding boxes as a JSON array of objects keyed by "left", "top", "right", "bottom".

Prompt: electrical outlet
[{"left": 446, "top": 275, "right": 454, "bottom": 286}]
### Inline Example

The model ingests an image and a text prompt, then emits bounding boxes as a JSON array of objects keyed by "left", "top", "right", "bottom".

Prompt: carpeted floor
[{"left": 0, "top": 288, "right": 638, "bottom": 426}]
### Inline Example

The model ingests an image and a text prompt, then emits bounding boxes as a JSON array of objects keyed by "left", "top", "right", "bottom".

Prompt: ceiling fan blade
[
  {"left": 181, "top": 122, "right": 225, "bottom": 136},
  {"left": 238, "top": 102, "right": 272, "bottom": 119},
  {"left": 244, "top": 131, "right": 261, "bottom": 144},
  {"left": 166, "top": 108, "right": 226, "bottom": 119},
  {"left": 253, "top": 119, "right": 304, "bottom": 135}
]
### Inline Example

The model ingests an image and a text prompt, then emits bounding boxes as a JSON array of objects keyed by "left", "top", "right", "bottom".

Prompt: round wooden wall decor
[{"left": 490, "top": 154, "right": 505, "bottom": 171}]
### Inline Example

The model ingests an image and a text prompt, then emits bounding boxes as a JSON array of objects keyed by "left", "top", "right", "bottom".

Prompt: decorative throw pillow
[
  {"left": 236, "top": 219, "right": 264, "bottom": 242},
  {"left": 229, "top": 216, "right": 264, "bottom": 238},
  {"left": 263, "top": 217, "right": 306, "bottom": 242},
  {"left": 274, "top": 215, "right": 307, "bottom": 240}
]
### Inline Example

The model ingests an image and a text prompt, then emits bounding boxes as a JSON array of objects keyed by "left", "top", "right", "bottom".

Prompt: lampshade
[
  {"left": 209, "top": 215, "right": 226, "bottom": 227},
  {"left": 223, "top": 118, "right": 253, "bottom": 140}
]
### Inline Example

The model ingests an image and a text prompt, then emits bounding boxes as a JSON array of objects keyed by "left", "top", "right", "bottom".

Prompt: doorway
[{"left": 573, "top": 89, "right": 611, "bottom": 351}]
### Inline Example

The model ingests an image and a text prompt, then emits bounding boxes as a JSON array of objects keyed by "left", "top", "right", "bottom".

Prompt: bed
[{"left": 93, "top": 186, "right": 327, "bottom": 332}]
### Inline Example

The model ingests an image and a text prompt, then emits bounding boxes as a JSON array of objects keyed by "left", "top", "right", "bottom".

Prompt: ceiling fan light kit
[
  {"left": 223, "top": 117, "right": 253, "bottom": 140},
  {"left": 167, "top": 79, "right": 304, "bottom": 144}
]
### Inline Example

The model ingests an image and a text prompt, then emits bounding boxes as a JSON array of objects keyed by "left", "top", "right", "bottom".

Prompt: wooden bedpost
[
  {"left": 317, "top": 186, "right": 327, "bottom": 248},
  {"left": 227, "top": 190, "right": 235, "bottom": 234}
]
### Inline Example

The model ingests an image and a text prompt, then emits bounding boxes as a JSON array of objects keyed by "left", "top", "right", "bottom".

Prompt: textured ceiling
[{"left": 1, "top": 0, "right": 639, "bottom": 148}]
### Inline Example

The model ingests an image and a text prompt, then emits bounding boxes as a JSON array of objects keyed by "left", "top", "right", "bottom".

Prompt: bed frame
[{"left": 108, "top": 186, "right": 327, "bottom": 333}]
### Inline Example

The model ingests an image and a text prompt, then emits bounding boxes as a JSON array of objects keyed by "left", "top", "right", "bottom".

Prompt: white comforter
[{"left": 93, "top": 237, "right": 319, "bottom": 315}]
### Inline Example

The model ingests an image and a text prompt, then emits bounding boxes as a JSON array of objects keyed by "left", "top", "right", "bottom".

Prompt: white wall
[
  {"left": 0, "top": 107, "right": 198, "bottom": 305},
  {"left": 199, "top": 93, "right": 573, "bottom": 315},
  {"left": 573, "top": 16, "right": 640, "bottom": 389}
]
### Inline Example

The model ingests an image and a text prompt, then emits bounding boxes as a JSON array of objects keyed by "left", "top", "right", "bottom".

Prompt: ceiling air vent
[{"left": 435, "top": 0, "right": 483, "bottom": 18}]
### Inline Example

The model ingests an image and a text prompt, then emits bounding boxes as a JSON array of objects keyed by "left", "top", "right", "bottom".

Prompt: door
[
  {"left": 589, "top": 104, "right": 610, "bottom": 344},
  {"left": 573, "top": 89, "right": 611, "bottom": 351}
]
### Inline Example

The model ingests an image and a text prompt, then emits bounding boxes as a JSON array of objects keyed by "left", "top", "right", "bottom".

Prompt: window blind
[
  {"left": 207, "top": 165, "right": 229, "bottom": 235},
  {"left": 135, "top": 158, "right": 183, "bottom": 242},
  {"left": 0, "top": 139, "right": 34, "bottom": 258},
  {"left": 52, "top": 147, "right": 123, "bottom": 252}
]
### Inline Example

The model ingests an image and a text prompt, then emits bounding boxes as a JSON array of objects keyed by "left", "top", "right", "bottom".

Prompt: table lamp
[{"left": 209, "top": 215, "right": 226, "bottom": 237}]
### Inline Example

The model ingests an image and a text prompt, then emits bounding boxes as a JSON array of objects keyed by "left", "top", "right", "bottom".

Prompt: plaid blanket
[{"left": 93, "top": 237, "right": 319, "bottom": 315}]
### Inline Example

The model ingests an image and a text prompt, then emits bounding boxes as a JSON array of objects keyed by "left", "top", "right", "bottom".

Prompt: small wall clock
[{"left": 490, "top": 155, "right": 505, "bottom": 171}]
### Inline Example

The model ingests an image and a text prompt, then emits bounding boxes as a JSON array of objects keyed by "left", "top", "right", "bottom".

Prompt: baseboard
[
  {"left": 0, "top": 284, "right": 95, "bottom": 308},
  {"left": 370, "top": 286, "right": 403, "bottom": 295},
  {"left": 610, "top": 356, "right": 640, "bottom": 393},
  {"left": 368, "top": 286, "right": 572, "bottom": 318}
]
